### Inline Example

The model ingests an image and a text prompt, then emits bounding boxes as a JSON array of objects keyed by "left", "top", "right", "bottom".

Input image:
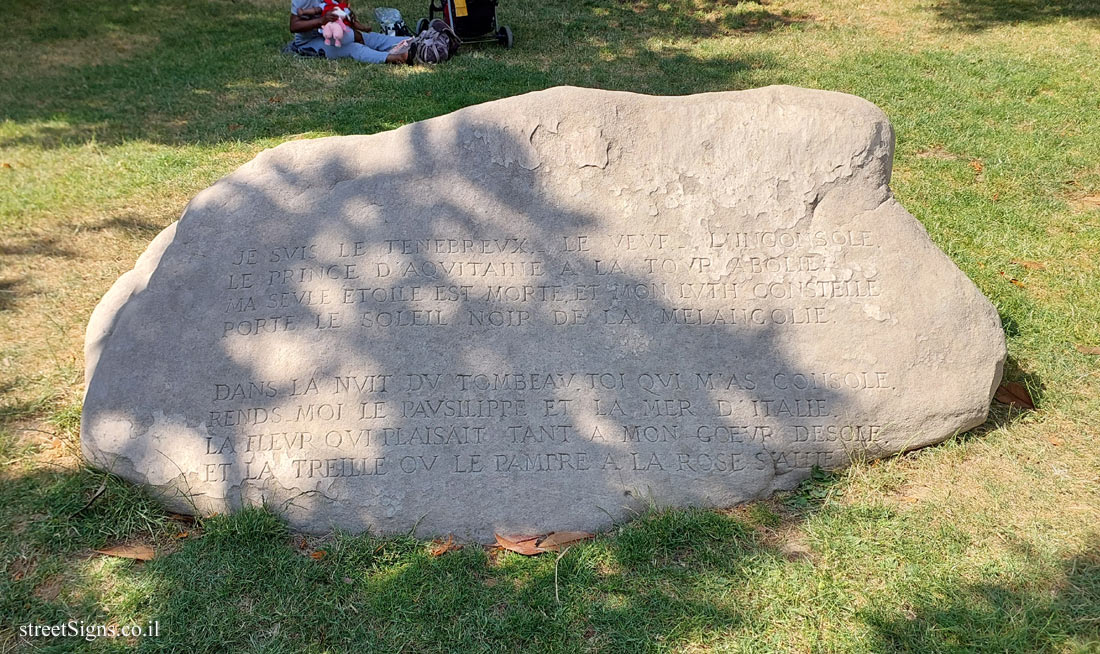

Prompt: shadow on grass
[
  {"left": 84, "top": 214, "right": 167, "bottom": 240},
  {"left": 0, "top": 0, "right": 789, "bottom": 149},
  {"left": 0, "top": 455, "right": 798, "bottom": 653},
  {"left": 0, "top": 235, "right": 80, "bottom": 260},
  {"left": 864, "top": 550, "right": 1100, "bottom": 652},
  {"left": 0, "top": 213, "right": 164, "bottom": 310},
  {"left": 0, "top": 465, "right": 168, "bottom": 651},
  {"left": 0, "top": 440, "right": 787, "bottom": 653},
  {"left": 605, "top": 0, "right": 810, "bottom": 36},
  {"left": 954, "top": 354, "right": 1043, "bottom": 447},
  {"left": 999, "top": 353, "right": 1044, "bottom": 406},
  {"left": 0, "top": 278, "right": 24, "bottom": 312},
  {"left": 137, "top": 507, "right": 763, "bottom": 652},
  {"left": 931, "top": 0, "right": 1100, "bottom": 31},
  {"left": 6, "top": 467, "right": 1099, "bottom": 652}
]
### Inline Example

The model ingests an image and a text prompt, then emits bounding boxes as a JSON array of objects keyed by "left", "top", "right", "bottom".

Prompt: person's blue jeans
[{"left": 305, "top": 30, "right": 409, "bottom": 63}]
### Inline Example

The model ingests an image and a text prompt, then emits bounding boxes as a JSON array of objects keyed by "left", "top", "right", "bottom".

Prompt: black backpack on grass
[{"left": 408, "top": 18, "right": 460, "bottom": 64}]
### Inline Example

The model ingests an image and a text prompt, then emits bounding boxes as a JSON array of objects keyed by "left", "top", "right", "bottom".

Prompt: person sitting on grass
[{"left": 289, "top": 0, "right": 411, "bottom": 64}]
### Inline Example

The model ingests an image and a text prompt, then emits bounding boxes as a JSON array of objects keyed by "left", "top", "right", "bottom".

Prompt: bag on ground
[
  {"left": 410, "top": 18, "right": 460, "bottom": 64},
  {"left": 374, "top": 7, "right": 413, "bottom": 36}
]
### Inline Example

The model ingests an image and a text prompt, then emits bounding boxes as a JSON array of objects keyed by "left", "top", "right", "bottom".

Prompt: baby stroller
[{"left": 416, "top": 0, "right": 513, "bottom": 48}]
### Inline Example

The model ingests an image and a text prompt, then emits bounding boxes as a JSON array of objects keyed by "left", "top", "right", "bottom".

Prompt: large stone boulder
[{"left": 82, "top": 86, "right": 1006, "bottom": 541}]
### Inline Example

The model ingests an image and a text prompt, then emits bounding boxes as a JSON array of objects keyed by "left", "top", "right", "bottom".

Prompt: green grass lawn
[{"left": 2, "top": 0, "right": 1100, "bottom": 651}]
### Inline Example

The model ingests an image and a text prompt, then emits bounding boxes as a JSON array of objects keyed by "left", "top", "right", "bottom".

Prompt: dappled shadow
[
  {"left": 3, "top": 408, "right": 820, "bottom": 651},
  {"left": 0, "top": 278, "right": 22, "bottom": 312},
  {"left": 81, "top": 91, "right": 861, "bottom": 540},
  {"left": 602, "top": 0, "right": 810, "bottom": 36},
  {"left": 84, "top": 214, "right": 166, "bottom": 239},
  {"left": 0, "top": 461, "right": 177, "bottom": 652},
  {"left": 0, "top": 0, "right": 785, "bottom": 149},
  {"left": 79, "top": 86, "right": 1005, "bottom": 544},
  {"left": 931, "top": 0, "right": 1100, "bottom": 30},
  {"left": 9, "top": 491, "right": 1097, "bottom": 652},
  {"left": 957, "top": 354, "right": 1042, "bottom": 444},
  {"left": 0, "top": 490, "right": 791, "bottom": 652},
  {"left": 0, "top": 214, "right": 165, "bottom": 316},
  {"left": 0, "top": 397, "right": 55, "bottom": 431},
  {"left": 0, "top": 234, "right": 80, "bottom": 312},
  {"left": 999, "top": 353, "right": 1044, "bottom": 405},
  {"left": 864, "top": 546, "right": 1100, "bottom": 651},
  {"left": 0, "top": 0, "right": 295, "bottom": 148},
  {"left": 0, "top": 235, "right": 79, "bottom": 260}
]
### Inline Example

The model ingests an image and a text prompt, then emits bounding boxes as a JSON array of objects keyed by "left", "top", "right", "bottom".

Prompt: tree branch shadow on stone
[
  {"left": 81, "top": 98, "right": 915, "bottom": 543},
  {"left": 78, "top": 85, "right": 1010, "bottom": 554}
]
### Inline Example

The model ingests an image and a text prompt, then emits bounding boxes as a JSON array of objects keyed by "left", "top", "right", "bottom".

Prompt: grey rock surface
[{"left": 82, "top": 86, "right": 1006, "bottom": 541}]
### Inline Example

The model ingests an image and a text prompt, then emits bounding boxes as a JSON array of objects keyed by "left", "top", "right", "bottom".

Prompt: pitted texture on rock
[{"left": 82, "top": 86, "right": 1005, "bottom": 541}]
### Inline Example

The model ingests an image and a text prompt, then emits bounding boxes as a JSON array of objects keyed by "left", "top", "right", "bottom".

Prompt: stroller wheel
[
  {"left": 497, "top": 25, "right": 513, "bottom": 48},
  {"left": 416, "top": 18, "right": 429, "bottom": 35}
]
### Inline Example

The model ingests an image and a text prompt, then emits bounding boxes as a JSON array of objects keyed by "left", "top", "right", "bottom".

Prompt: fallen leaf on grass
[
  {"left": 494, "top": 533, "right": 543, "bottom": 556},
  {"left": 969, "top": 159, "right": 984, "bottom": 174},
  {"left": 999, "top": 271, "right": 1025, "bottom": 288},
  {"left": 994, "top": 382, "right": 1035, "bottom": 410},
  {"left": 309, "top": 550, "right": 326, "bottom": 560},
  {"left": 1075, "top": 344, "right": 1100, "bottom": 355},
  {"left": 536, "top": 531, "right": 594, "bottom": 552},
  {"left": 268, "top": 96, "right": 283, "bottom": 104},
  {"left": 494, "top": 531, "right": 594, "bottom": 556},
  {"left": 95, "top": 544, "right": 155, "bottom": 561},
  {"left": 430, "top": 535, "right": 462, "bottom": 557},
  {"left": 2, "top": 163, "right": 11, "bottom": 169},
  {"left": 1045, "top": 435, "right": 1064, "bottom": 446},
  {"left": 173, "top": 532, "right": 189, "bottom": 540},
  {"left": 1011, "top": 260, "right": 1046, "bottom": 270}
]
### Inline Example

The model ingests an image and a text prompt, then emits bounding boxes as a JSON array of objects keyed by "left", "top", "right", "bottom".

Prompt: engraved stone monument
[{"left": 82, "top": 86, "right": 1006, "bottom": 541}]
